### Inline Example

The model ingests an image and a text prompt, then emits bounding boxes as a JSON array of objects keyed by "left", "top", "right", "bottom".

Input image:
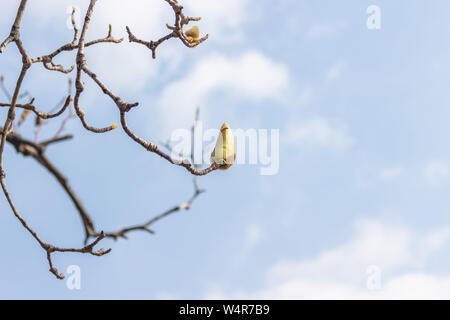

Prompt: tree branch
[
  {"left": 31, "top": 8, "right": 124, "bottom": 74},
  {"left": 126, "top": 0, "right": 208, "bottom": 59},
  {"left": 0, "top": 95, "right": 71, "bottom": 120},
  {"left": 0, "top": 129, "right": 111, "bottom": 280},
  {"left": 0, "top": 0, "right": 218, "bottom": 280}
]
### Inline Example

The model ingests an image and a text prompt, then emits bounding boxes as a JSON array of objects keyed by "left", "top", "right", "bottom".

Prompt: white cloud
[
  {"left": 2, "top": 1, "right": 171, "bottom": 97},
  {"left": 7, "top": 0, "right": 168, "bottom": 33},
  {"left": 305, "top": 22, "right": 346, "bottom": 40},
  {"left": 326, "top": 61, "right": 346, "bottom": 81},
  {"left": 379, "top": 166, "right": 404, "bottom": 181},
  {"left": 425, "top": 161, "right": 449, "bottom": 187},
  {"left": 286, "top": 117, "right": 354, "bottom": 150},
  {"left": 5, "top": 0, "right": 252, "bottom": 93},
  {"left": 268, "top": 220, "right": 412, "bottom": 284},
  {"left": 184, "top": 0, "right": 251, "bottom": 42},
  {"left": 380, "top": 274, "right": 450, "bottom": 299},
  {"left": 158, "top": 50, "right": 289, "bottom": 128},
  {"left": 243, "top": 224, "right": 263, "bottom": 252},
  {"left": 85, "top": 43, "right": 159, "bottom": 94},
  {"left": 205, "top": 219, "right": 450, "bottom": 299},
  {"left": 422, "top": 227, "right": 450, "bottom": 252},
  {"left": 18, "top": 0, "right": 249, "bottom": 43},
  {"left": 207, "top": 273, "right": 450, "bottom": 300}
]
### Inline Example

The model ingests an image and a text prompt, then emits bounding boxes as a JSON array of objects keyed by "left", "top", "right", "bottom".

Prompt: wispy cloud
[
  {"left": 286, "top": 117, "right": 354, "bottom": 150},
  {"left": 379, "top": 166, "right": 404, "bottom": 182},
  {"left": 243, "top": 224, "right": 263, "bottom": 252},
  {"left": 16, "top": 0, "right": 250, "bottom": 41},
  {"left": 205, "top": 219, "right": 450, "bottom": 299},
  {"left": 184, "top": 0, "right": 251, "bottom": 42},
  {"left": 326, "top": 60, "right": 346, "bottom": 81},
  {"left": 305, "top": 22, "right": 346, "bottom": 40},
  {"left": 158, "top": 50, "right": 289, "bottom": 128},
  {"left": 425, "top": 161, "right": 449, "bottom": 187}
]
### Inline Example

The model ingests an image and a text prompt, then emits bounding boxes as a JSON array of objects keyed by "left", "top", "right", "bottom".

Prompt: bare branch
[
  {"left": 0, "top": 95, "right": 71, "bottom": 120},
  {"left": 0, "top": 0, "right": 28, "bottom": 54},
  {"left": 93, "top": 109, "right": 206, "bottom": 241},
  {"left": 2, "top": 128, "right": 96, "bottom": 245},
  {"left": 31, "top": 8, "right": 124, "bottom": 74},
  {"left": 39, "top": 78, "right": 74, "bottom": 142},
  {"left": 0, "top": 0, "right": 110, "bottom": 280},
  {"left": 1, "top": 0, "right": 219, "bottom": 280},
  {"left": 39, "top": 134, "right": 73, "bottom": 147},
  {"left": 126, "top": 0, "right": 208, "bottom": 59},
  {"left": 119, "top": 110, "right": 217, "bottom": 176},
  {"left": 0, "top": 143, "right": 110, "bottom": 280},
  {"left": 73, "top": 0, "right": 128, "bottom": 133},
  {"left": 99, "top": 188, "right": 204, "bottom": 240}
]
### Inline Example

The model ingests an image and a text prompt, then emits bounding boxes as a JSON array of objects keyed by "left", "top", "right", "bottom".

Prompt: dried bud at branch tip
[{"left": 184, "top": 26, "right": 200, "bottom": 43}]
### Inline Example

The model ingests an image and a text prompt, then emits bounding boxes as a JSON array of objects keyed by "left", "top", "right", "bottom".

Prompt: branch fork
[{"left": 0, "top": 0, "right": 216, "bottom": 280}]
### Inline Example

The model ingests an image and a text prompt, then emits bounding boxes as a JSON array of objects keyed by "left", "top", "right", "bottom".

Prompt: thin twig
[
  {"left": 31, "top": 8, "right": 123, "bottom": 74},
  {"left": 126, "top": 0, "right": 208, "bottom": 59},
  {"left": 0, "top": 96, "right": 71, "bottom": 120},
  {"left": 1, "top": 0, "right": 216, "bottom": 280}
]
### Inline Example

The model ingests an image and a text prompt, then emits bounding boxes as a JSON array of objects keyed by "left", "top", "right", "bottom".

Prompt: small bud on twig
[
  {"left": 210, "top": 122, "right": 236, "bottom": 170},
  {"left": 184, "top": 26, "right": 200, "bottom": 43}
]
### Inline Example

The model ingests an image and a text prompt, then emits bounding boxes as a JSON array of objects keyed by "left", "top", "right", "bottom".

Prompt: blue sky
[{"left": 2, "top": 0, "right": 450, "bottom": 299}]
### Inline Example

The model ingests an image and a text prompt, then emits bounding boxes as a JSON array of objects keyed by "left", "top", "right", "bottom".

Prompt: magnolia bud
[
  {"left": 210, "top": 122, "right": 236, "bottom": 170},
  {"left": 184, "top": 26, "right": 200, "bottom": 43}
]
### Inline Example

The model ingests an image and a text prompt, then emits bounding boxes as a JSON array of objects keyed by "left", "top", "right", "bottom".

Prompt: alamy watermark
[
  {"left": 169, "top": 121, "right": 280, "bottom": 176},
  {"left": 367, "top": 5, "right": 381, "bottom": 30},
  {"left": 66, "top": 265, "right": 81, "bottom": 290},
  {"left": 366, "top": 265, "right": 382, "bottom": 290}
]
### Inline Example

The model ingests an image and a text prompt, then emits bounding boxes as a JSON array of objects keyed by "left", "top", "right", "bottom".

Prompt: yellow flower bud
[
  {"left": 184, "top": 26, "right": 200, "bottom": 43},
  {"left": 210, "top": 122, "right": 236, "bottom": 170},
  {"left": 112, "top": 123, "right": 118, "bottom": 129}
]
